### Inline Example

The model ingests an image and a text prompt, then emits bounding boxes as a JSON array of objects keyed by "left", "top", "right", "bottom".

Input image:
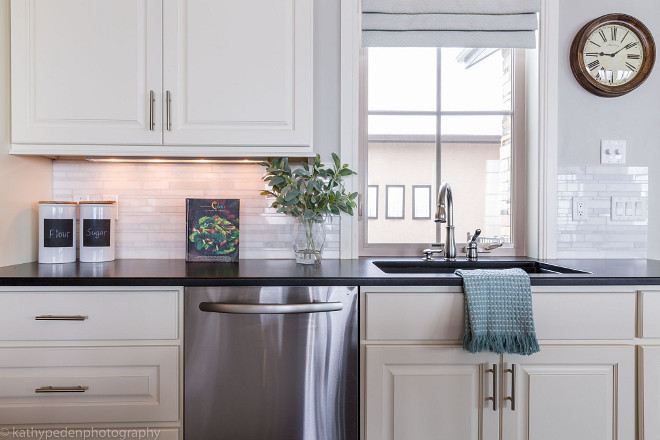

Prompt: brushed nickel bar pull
[
  {"left": 149, "top": 90, "right": 155, "bottom": 130},
  {"left": 486, "top": 363, "right": 497, "bottom": 411},
  {"left": 199, "top": 302, "right": 343, "bottom": 314},
  {"left": 166, "top": 90, "right": 172, "bottom": 131},
  {"left": 35, "top": 315, "right": 88, "bottom": 321},
  {"left": 504, "top": 363, "right": 516, "bottom": 410},
  {"left": 35, "top": 386, "right": 88, "bottom": 393}
]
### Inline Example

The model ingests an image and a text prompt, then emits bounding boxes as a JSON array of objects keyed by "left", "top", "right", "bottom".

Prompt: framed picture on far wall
[
  {"left": 412, "top": 185, "right": 432, "bottom": 219},
  {"left": 385, "top": 185, "right": 405, "bottom": 219},
  {"left": 186, "top": 199, "right": 240, "bottom": 262}
]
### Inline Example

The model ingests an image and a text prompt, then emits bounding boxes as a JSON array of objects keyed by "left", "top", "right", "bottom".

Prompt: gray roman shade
[{"left": 362, "top": 0, "right": 540, "bottom": 48}]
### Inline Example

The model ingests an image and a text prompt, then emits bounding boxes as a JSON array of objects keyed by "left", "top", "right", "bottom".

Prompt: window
[{"left": 360, "top": 47, "right": 524, "bottom": 255}]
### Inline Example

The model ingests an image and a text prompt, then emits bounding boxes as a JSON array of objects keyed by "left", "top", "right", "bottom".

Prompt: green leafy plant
[{"left": 258, "top": 153, "right": 358, "bottom": 221}]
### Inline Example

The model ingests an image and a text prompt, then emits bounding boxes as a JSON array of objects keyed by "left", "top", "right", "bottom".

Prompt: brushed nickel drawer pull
[
  {"left": 149, "top": 90, "right": 155, "bottom": 130},
  {"left": 504, "top": 363, "right": 516, "bottom": 410},
  {"left": 35, "top": 315, "right": 88, "bottom": 321},
  {"left": 35, "top": 386, "right": 88, "bottom": 393},
  {"left": 485, "top": 363, "right": 497, "bottom": 411},
  {"left": 166, "top": 90, "right": 172, "bottom": 131}
]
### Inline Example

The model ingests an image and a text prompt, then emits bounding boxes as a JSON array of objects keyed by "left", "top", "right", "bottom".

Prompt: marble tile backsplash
[
  {"left": 557, "top": 166, "right": 648, "bottom": 259},
  {"left": 52, "top": 161, "right": 340, "bottom": 259}
]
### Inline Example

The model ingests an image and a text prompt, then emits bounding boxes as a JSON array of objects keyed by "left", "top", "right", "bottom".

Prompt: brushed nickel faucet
[{"left": 435, "top": 182, "right": 456, "bottom": 261}]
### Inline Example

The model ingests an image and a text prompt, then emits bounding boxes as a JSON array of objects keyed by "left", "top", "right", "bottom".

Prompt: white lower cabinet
[
  {"left": 365, "top": 346, "right": 499, "bottom": 440},
  {"left": 502, "top": 346, "right": 635, "bottom": 440},
  {"left": 0, "top": 287, "right": 182, "bottom": 438},
  {"left": 365, "top": 345, "right": 634, "bottom": 440},
  {"left": 0, "top": 346, "right": 179, "bottom": 424},
  {"left": 362, "top": 286, "right": 638, "bottom": 440}
]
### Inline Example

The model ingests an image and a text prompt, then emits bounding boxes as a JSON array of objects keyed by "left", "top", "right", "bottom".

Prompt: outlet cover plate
[{"left": 572, "top": 197, "right": 588, "bottom": 221}]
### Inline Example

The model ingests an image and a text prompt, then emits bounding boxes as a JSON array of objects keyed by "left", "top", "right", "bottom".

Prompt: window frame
[{"left": 359, "top": 48, "right": 527, "bottom": 257}]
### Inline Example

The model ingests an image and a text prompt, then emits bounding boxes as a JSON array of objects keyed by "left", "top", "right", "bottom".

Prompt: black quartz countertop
[{"left": 1, "top": 257, "right": 660, "bottom": 287}]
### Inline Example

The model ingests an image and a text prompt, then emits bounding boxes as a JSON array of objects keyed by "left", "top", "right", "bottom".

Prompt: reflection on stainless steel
[{"left": 185, "top": 286, "right": 358, "bottom": 440}]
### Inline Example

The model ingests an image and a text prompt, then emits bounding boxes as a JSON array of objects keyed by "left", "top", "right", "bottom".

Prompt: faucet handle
[{"left": 470, "top": 229, "right": 482, "bottom": 244}]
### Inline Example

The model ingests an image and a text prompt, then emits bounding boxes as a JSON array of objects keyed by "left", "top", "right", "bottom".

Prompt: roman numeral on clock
[
  {"left": 625, "top": 62, "right": 637, "bottom": 71},
  {"left": 625, "top": 42, "right": 638, "bottom": 50},
  {"left": 611, "top": 26, "right": 617, "bottom": 41},
  {"left": 585, "top": 52, "right": 599, "bottom": 57},
  {"left": 599, "top": 29, "right": 607, "bottom": 42},
  {"left": 588, "top": 60, "right": 600, "bottom": 71},
  {"left": 589, "top": 40, "right": 602, "bottom": 48},
  {"left": 627, "top": 54, "right": 641, "bottom": 59}
]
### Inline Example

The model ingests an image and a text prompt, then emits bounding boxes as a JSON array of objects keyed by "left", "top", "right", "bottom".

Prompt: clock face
[
  {"left": 582, "top": 24, "right": 644, "bottom": 86},
  {"left": 570, "top": 14, "right": 655, "bottom": 97}
]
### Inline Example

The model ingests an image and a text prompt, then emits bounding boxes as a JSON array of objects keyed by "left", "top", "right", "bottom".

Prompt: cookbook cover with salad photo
[{"left": 186, "top": 198, "right": 239, "bottom": 262}]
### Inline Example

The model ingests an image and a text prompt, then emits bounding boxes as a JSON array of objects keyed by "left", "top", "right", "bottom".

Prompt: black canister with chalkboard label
[
  {"left": 38, "top": 201, "right": 77, "bottom": 263},
  {"left": 79, "top": 201, "right": 116, "bottom": 262}
]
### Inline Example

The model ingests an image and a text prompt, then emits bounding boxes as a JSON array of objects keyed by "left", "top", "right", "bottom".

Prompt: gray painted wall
[
  {"left": 313, "top": 0, "right": 341, "bottom": 161},
  {"left": 558, "top": 0, "right": 660, "bottom": 258}
]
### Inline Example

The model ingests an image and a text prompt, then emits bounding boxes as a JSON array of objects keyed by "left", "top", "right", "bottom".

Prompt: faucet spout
[{"left": 435, "top": 182, "right": 456, "bottom": 261}]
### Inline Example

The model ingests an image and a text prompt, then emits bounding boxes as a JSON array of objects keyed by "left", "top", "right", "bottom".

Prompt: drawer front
[
  {"left": 2, "top": 428, "right": 179, "bottom": 440},
  {"left": 364, "top": 288, "right": 635, "bottom": 341},
  {"left": 639, "top": 290, "right": 660, "bottom": 338},
  {"left": 365, "top": 291, "right": 465, "bottom": 341},
  {"left": 533, "top": 290, "right": 635, "bottom": 340},
  {"left": 0, "top": 289, "right": 179, "bottom": 341},
  {"left": 0, "top": 346, "right": 179, "bottom": 424}
]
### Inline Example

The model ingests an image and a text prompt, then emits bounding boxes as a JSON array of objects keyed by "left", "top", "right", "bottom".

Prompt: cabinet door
[
  {"left": 365, "top": 346, "right": 499, "bottom": 440},
  {"left": 11, "top": 0, "right": 162, "bottom": 145},
  {"left": 162, "top": 0, "right": 312, "bottom": 150},
  {"left": 501, "top": 346, "right": 635, "bottom": 440},
  {"left": 640, "top": 346, "right": 660, "bottom": 440}
]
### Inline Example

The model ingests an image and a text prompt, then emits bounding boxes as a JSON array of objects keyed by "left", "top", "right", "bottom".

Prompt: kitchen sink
[{"left": 372, "top": 260, "right": 591, "bottom": 274}]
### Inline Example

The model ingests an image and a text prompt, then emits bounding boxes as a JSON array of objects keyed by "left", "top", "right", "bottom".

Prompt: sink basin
[{"left": 373, "top": 260, "right": 591, "bottom": 274}]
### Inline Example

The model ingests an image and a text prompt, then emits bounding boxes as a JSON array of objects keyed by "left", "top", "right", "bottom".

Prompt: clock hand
[{"left": 609, "top": 46, "right": 628, "bottom": 57}]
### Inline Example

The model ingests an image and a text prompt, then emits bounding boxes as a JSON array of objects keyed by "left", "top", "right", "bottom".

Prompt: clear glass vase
[{"left": 292, "top": 216, "right": 326, "bottom": 264}]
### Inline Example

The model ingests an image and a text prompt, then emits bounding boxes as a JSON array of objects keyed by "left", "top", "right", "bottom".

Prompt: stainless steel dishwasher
[{"left": 184, "top": 286, "right": 358, "bottom": 440}]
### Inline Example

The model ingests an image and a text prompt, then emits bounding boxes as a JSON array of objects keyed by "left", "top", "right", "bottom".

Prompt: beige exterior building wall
[{"left": 367, "top": 141, "right": 500, "bottom": 244}]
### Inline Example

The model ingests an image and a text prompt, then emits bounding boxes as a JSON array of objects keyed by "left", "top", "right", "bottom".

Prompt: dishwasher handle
[{"left": 199, "top": 301, "right": 343, "bottom": 314}]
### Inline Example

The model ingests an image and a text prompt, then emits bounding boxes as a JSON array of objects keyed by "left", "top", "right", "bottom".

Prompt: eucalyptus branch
[{"left": 258, "top": 154, "right": 358, "bottom": 222}]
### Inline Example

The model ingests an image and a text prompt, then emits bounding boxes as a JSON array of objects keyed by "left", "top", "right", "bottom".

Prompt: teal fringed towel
[{"left": 455, "top": 268, "right": 540, "bottom": 355}]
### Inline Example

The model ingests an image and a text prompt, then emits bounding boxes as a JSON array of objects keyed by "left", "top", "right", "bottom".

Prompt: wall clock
[{"left": 570, "top": 14, "right": 655, "bottom": 97}]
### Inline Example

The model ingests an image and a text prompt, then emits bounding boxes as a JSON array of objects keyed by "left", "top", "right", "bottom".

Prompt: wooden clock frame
[{"left": 570, "top": 14, "right": 656, "bottom": 98}]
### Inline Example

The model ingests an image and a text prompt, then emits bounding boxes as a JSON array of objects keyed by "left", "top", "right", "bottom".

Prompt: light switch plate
[
  {"left": 601, "top": 140, "right": 626, "bottom": 164},
  {"left": 611, "top": 196, "right": 646, "bottom": 221}
]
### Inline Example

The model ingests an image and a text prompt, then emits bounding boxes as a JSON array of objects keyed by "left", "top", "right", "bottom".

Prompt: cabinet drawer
[
  {"left": 364, "top": 288, "right": 635, "bottom": 341},
  {"left": 0, "top": 289, "right": 179, "bottom": 341},
  {"left": 639, "top": 290, "right": 660, "bottom": 338},
  {"left": 0, "top": 346, "right": 179, "bottom": 424}
]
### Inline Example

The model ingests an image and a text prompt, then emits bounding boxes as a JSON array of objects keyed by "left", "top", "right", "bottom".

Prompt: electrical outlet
[
  {"left": 601, "top": 140, "right": 626, "bottom": 164},
  {"left": 572, "top": 197, "right": 588, "bottom": 221},
  {"left": 102, "top": 195, "right": 119, "bottom": 220}
]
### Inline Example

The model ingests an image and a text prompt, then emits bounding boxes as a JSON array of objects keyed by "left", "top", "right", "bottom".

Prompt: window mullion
[{"left": 435, "top": 47, "right": 442, "bottom": 244}]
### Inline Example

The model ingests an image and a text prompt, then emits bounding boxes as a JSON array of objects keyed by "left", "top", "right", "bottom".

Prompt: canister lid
[
  {"left": 38, "top": 201, "right": 78, "bottom": 205},
  {"left": 79, "top": 201, "right": 116, "bottom": 205}
]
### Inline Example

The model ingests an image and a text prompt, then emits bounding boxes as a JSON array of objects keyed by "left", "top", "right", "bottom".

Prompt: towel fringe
[{"left": 463, "top": 332, "right": 540, "bottom": 355}]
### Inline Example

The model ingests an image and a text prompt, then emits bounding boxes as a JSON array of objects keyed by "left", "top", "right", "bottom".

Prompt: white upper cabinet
[
  {"left": 162, "top": 0, "right": 312, "bottom": 149},
  {"left": 11, "top": 0, "right": 163, "bottom": 145},
  {"left": 10, "top": 0, "right": 313, "bottom": 155}
]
